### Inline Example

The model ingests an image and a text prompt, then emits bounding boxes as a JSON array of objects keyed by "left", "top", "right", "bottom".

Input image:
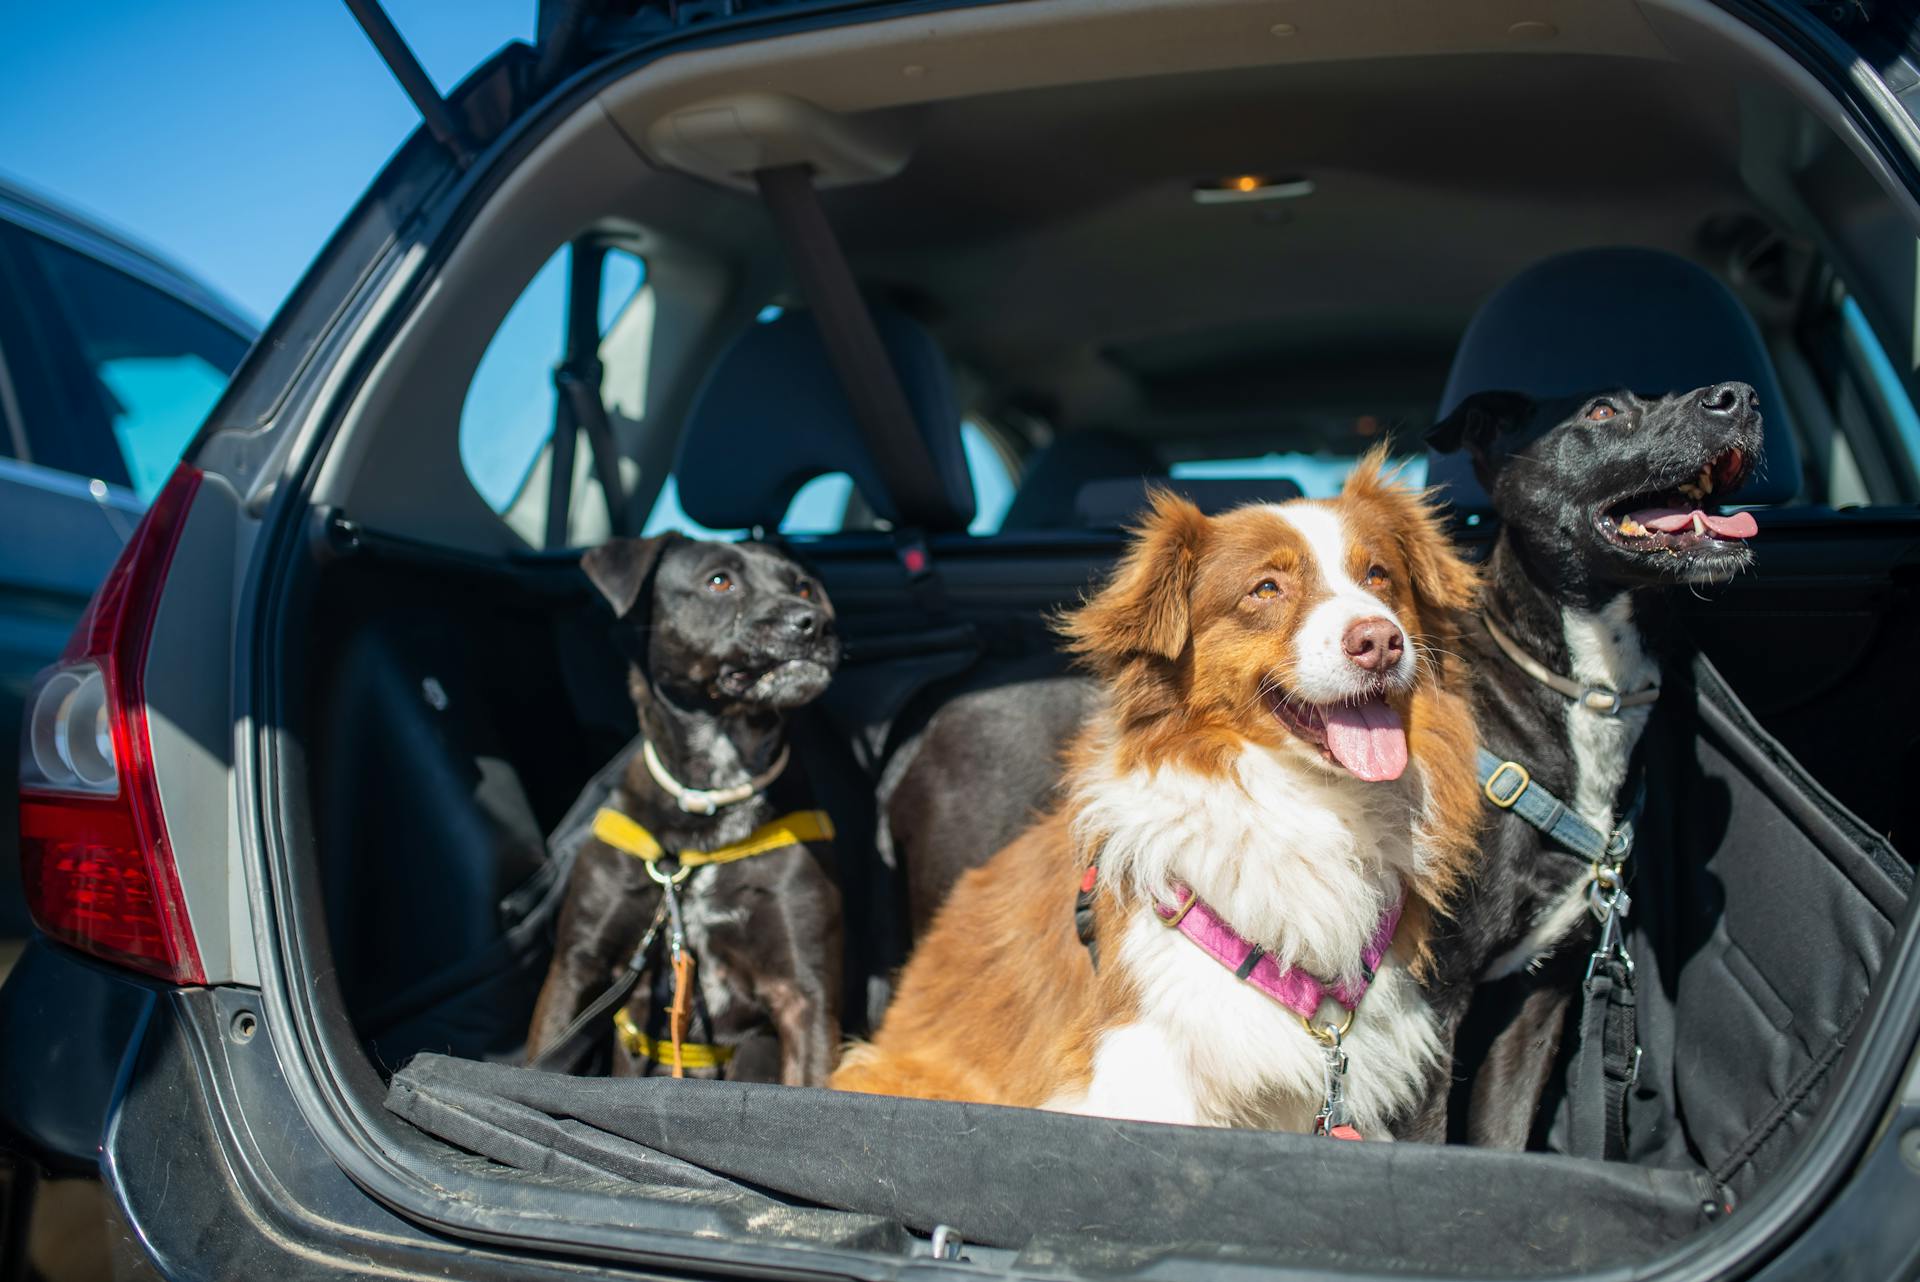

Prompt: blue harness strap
[
  {"left": 1476, "top": 745, "right": 1646, "bottom": 1162},
  {"left": 1475, "top": 748, "right": 1636, "bottom": 865}
]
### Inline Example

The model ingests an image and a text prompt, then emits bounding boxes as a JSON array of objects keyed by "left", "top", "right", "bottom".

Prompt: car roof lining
[{"left": 314, "top": 0, "right": 1919, "bottom": 553}]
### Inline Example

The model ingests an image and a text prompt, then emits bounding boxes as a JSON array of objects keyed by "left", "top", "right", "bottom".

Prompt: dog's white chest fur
[
  {"left": 1491, "top": 597, "right": 1657, "bottom": 976},
  {"left": 1047, "top": 741, "right": 1441, "bottom": 1134},
  {"left": 1560, "top": 597, "right": 1657, "bottom": 832}
]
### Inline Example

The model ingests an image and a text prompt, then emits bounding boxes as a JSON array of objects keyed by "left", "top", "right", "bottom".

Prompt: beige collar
[
  {"left": 1482, "top": 615, "right": 1659, "bottom": 716},
  {"left": 642, "top": 739, "right": 789, "bottom": 815}
]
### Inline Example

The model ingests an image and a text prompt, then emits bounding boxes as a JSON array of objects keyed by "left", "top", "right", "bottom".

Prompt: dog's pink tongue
[
  {"left": 1323, "top": 700, "right": 1408, "bottom": 782},
  {"left": 1628, "top": 507, "right": 1759, "bottom": 539}
]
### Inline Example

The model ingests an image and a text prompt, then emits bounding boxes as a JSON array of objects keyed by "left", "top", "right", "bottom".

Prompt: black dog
[
  {"left": 1418, "top": 382, "right": 1763, "bottom": 1150},
  {"left": 525, "top": 533, "right": 844, "bottom": 1085}
]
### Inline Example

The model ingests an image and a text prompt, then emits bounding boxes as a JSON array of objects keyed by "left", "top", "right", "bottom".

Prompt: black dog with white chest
[
  {"left": 525, "top": 533, "right": 843, "bottom": 1085},
  {"left": 1419, "top": 381, "right": 1764, "bottom": 1150}
]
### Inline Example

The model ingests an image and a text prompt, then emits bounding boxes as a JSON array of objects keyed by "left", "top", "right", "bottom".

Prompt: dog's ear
[
  {"left": 1058, "top": 489, "right": 1208, "bottom": 671},
  {"left": 1426, "top": 390, "right": 1533, "bottom": 458},
  {"left": 1345, "top": 446, "right": 1481, "bottom": 617},
  {"left": 581, "top": 534, "right": 681, "bottom": 618}
]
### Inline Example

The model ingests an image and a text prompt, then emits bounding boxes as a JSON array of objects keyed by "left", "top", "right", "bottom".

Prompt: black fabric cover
[
  {"left": 1597, "top": 653, "right": 1910, "bottom": 1193},
  {"left": 389, "top": 1053, "right": 1719, "bottom": 1273},
  {"left": 382, "top": 650, "right": 1906, "bottom": 1273},
  {"left": 674, "top": 306, "right": 974, "bottom": 531},
  {"left": 1428, "top": 248, "right": 1804, "bottom": 509}
]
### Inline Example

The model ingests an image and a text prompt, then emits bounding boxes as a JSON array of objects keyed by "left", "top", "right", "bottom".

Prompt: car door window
[{"left": 27, "top": 235, "right": 249, "bottom": 502}]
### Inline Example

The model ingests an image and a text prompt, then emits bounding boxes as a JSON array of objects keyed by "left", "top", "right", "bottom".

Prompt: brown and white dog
[{"left": 832, "top": 456, "right": 1481, "bottom": 1135}]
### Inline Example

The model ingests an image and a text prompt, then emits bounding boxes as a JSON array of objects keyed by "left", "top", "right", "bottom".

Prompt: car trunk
[
  {"left": 258, "top": 0, "right": 1919, "bottom": 1276},
  {"left": 282, "top": 506, "right": 1913, "bottom": 1275}
]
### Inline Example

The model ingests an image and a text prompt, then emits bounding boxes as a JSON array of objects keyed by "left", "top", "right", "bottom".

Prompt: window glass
[
  {"left": 962, "top": 420, "right": 1016, "bottom": 534},
  {"left": 1839, "top": 294, "right": 1920, "bottom": 493},
  {"left": 459, "top": 245, "right": 647, "bottom": 544},
  {"left": 29, "top": 237, "right": 248, "bottom": 501},
  {"left": 1171, "top": 450, "right": 1426, "bottom": 498}
]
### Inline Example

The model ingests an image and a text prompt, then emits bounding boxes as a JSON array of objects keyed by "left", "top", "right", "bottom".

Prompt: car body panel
[
  {"left": 6, "top": 0, "right": 1920, "bottom": 1278},
  {"left": 146, "top": 475, "right": 257, "bottom": 987}
]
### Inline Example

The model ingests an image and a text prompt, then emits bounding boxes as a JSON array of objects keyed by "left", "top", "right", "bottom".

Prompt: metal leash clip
[
  {"left": 1312, "top": 1023, "right": 1357, "bottom": 1138},
  {"left": 1585, "top": 863, "right": 1634, "bottom": 983}
]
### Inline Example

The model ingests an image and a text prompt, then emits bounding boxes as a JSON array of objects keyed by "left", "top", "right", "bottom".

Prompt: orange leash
[{"left": 668, "top": 949, "right": 695, "bottom": 1078}]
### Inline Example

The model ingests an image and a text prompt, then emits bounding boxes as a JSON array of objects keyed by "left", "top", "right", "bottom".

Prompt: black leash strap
[
  {"left": 1566, "top": 882, "right": 1640, "bottom": 1161},
  {"left": 527, "top": 903, "right": 665, "bottom": 1074}
]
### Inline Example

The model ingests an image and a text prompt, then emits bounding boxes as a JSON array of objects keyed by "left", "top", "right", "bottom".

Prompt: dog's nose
[
  {"left": 1343, "top": 617, "right": 1405, "bottom": 672},
  {"left": 784, "top": 607, "right": 825, "bottom": 637},
  {"left": 1700, "top": 382, "right": 1755, "bottom": 416}
]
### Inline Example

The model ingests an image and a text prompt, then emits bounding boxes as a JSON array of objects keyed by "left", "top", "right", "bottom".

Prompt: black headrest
[
  {"left": 674, "top": 306, "right": 975, "bottom": 531},
  {"left": 1075, "top": 476, "right": 1304, "bottom": 529},
  {"left": 1429, "top": 247, "right": 1802, "bottom": 509},
  {"left": 1002, "top": 430, "right": 1162, "bottom": 530}
]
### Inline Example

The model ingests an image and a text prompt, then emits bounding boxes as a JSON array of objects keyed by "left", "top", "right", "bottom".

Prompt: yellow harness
[
  {"left": 613, "top": 1009, "right": 732, "bottom": 1069},
  {"left": 590, "top": 807, "right": 836, "bottom": 871},
  {"left": 591, "top": 806, "right": 834, "bottom": 1073}
]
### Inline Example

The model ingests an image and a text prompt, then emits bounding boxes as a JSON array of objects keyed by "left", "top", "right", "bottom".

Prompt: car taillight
[{"left": 16, "top": 466, "right": 207, "bottom": 984}]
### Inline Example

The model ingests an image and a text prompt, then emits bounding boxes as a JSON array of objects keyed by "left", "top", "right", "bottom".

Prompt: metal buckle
[
  {"left": 1581, "top": 687, "right": 1624, "bottom": 715},
  {"left": 643, "top": 856, "right": 694, "bottom": 887},
  {"left": 1157, "top": 889, "right": 1199, "bottom": 929},
  {"left": 1483, "top": 761, "right": 1531, "bottom": 808},
  {"left": 1605, "top": 821, "right": 1635, "bottom": 860},
  {"left": 1298, "top": 1007, "right": 1357, "bottom": 1046}
]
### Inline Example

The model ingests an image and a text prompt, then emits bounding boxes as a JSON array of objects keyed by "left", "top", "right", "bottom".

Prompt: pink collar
[{"left": 1153, "top": 883, "right": 1405, "bottom": 1021}]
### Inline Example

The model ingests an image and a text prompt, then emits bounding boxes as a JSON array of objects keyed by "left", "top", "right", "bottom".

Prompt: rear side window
[
  {"left": 27, "top": 236, "right": 249, "bottom": 501},
  {"left": 459, "top": 244, "right": 647, "bottom": 547}
]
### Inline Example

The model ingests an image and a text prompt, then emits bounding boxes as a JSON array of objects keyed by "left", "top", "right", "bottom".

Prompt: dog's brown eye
[
  {"left": 1250, "top": 579, "right": 1282, "bottom": 600},
  {"left": 706, "top": 572, "right": 734, "bottom": 592},
  {"left": 795, "top": 579, "right": 814, "bottom": 600},
  {"left": 1364, "top": 565, "right": 1390, "bottom": 589},
  {"left": 1587, "top": 401, "right": 1618, "bottom": 422}
]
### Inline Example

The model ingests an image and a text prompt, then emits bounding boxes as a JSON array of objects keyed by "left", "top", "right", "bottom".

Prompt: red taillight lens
[{"left": 17, "top": 466, "right": 206, "bottom": 984}]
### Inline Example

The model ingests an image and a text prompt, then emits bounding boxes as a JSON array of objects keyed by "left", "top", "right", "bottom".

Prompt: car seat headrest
[
  {"left": 1002, "top": 429, "right": 1161, "bottom": 530},
  {"left": 1429, "top": 247, "right": 1801, "bottom": 509},
  {"left": 675, "top": 306, "right": 974, "bottom": 531}
]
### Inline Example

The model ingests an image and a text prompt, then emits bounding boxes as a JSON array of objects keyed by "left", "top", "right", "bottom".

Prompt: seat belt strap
[
  {"left": 547, "top": 240, "right": 630, "bottom": 543},
  {"left": 752, "top": 164, "right": 957, "bottom": 555}
]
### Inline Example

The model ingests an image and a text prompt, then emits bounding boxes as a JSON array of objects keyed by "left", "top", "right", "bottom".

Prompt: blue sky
[{"left": 1, "top": 1, "right": 533, "bottom": 324}]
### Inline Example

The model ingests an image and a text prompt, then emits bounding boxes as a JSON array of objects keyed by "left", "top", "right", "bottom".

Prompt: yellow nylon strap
[
  {"left": 591, "top": 808, "right": 835, "bottom": 869},
  {"left": 613, "top": 1008, "right": 733, "bottom": 1069}
]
